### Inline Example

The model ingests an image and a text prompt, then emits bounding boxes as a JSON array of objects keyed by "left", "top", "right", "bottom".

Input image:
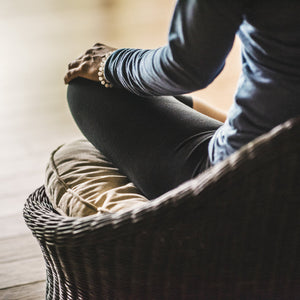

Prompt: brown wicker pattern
[{"left": 24, "top": 117, "right": 300, "bottom": 299}]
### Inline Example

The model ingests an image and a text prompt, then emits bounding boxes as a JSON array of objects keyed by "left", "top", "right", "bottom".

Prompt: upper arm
[
  {"left": 164, "top": 0, "right": 243, "bottom": 90},
  {"left": 106, "top": 0, "right": 244, "bottom": 96}
]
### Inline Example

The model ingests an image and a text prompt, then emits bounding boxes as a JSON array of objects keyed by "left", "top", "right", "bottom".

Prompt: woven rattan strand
[{"left": 24, "top": 117, "right": 300, "bottom": 299}]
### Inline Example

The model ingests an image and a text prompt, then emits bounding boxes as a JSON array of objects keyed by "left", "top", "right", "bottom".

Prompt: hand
[{"left": 64, "top": 43, "right": 117, "bottom": 84}]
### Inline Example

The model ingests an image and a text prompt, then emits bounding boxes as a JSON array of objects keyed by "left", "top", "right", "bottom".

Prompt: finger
[
  {"left": 68, "top": 54, "right": 91, "bottom": 69},
  {"left": 64, "top": 66, "right": 82, "bottom": 84},
  {"left": 68, "top": 60, "right": 80, "bottom": 70},
  {"left": 74, "top": 52, "right": 87, "bottom": 61},
  {"left": 82, "top": 54, "right": 92, "bottom": 61},
  {"left": 92, "top": 44, "right": 105, "bottom": 51},
  {"left": 85, "top": 49, "right": 95, "bottom": 55},
  {"left": 93, "top": 42, "right": 104, "bottom": 47}
]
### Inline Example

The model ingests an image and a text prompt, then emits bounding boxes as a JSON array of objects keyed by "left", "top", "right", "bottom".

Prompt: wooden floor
[{"left": 0, "top": 0, "right": 240, "bottom": 298}]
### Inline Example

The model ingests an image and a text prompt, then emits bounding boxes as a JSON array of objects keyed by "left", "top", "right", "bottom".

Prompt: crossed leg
[{"left": 67, "top": 78, "right": 222, "bottom": 199}]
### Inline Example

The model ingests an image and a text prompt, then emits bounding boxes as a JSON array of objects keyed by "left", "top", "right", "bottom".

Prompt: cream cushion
[{"left": 45, "top": 139, "right": 149, "bottom": 217}]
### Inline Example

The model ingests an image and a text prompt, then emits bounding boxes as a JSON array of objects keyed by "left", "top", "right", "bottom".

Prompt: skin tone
[
  {"left": 65, "top": 43, "right": 227, "bottom": 123},
  {"left": 192, "top": 97, "right": 227, "bottom": 122},
  {"left": 64, "top": 43, "right": 116, "bottom": 84}
]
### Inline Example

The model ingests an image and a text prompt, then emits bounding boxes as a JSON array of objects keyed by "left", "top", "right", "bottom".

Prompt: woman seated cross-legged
[{"left": 64, "top": 0, "right": 300, "bottom": 199}]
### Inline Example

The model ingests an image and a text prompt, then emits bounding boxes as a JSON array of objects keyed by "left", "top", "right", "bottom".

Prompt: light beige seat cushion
[{"left": 45, "top": 139, "right": 149, "bottom": 217}]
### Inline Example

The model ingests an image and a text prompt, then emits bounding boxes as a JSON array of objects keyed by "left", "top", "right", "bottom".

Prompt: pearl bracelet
[{"left": 98, "top": 51, "right": 114, "bottom": 88}]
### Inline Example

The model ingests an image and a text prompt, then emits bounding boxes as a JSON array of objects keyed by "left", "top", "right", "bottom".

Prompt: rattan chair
[{"left": 24, "top": 117, "right": 300, "bottom": 300}]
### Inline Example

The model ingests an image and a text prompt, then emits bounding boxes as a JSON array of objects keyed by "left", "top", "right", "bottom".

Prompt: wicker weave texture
[{"left": 24, "top": 117, "right": 300, "bottom": 299}]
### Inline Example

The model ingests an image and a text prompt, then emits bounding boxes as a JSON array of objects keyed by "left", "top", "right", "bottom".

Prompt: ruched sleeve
[{"left": 105, "top": 0, "right": 244, "bottom": 96}]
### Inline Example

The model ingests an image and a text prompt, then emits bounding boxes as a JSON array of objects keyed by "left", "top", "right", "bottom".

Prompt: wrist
[{"left": 98, "top": 51, "right": 115, "bottom": 88}]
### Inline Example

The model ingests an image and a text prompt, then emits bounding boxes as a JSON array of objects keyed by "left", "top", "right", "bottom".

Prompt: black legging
[{"left": 67, "top": 78, "right": 222, "bottom": 199}]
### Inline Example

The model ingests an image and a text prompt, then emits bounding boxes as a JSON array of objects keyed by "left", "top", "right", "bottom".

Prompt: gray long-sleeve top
[{"left": 105, "top": 0, "right": 300, "bottom": 165}]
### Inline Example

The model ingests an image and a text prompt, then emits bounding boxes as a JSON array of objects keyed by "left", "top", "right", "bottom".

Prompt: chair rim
[{"left": 23, "top": 116, "right": 300, "bottom": 246}]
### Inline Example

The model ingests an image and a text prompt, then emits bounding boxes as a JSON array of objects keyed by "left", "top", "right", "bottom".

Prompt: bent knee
[
  {"left": 67, "top": 77, "right": 116, "bottom": 106},
  {"left": 67, "top": 78, "right": 94, "bottom": 124},
  {"left": 67, "top": 78, "right": 92, "bottom": 105}
]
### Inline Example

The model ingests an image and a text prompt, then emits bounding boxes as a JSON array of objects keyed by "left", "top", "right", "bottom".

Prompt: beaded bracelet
[{"left": 98, "top": 51, "right": 114, "bottom": 88}]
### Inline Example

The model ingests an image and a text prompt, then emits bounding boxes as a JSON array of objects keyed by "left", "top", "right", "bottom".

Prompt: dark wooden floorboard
[
  {"left": 0, "top": 281, "right": 45, "bottom": 300},
  {"left": 0, "top": 257, "right": 46, "bottom": 289},
  {"left": 0, "top": 233, "right": 45, "bottom": 291},
  {"left": 0, "top": 234, "right": 41, "bottom": 265}
]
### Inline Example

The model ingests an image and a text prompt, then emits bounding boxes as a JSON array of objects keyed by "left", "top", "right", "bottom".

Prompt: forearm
[
  {"left": 105, "top": 0, "right": 243, "bottom": 97},
  {"left": 105, "top": 46, "right": 212, "bottom": 97},
  {"left": 192, "top": 97, "right": 227, "bottom": 123}
]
